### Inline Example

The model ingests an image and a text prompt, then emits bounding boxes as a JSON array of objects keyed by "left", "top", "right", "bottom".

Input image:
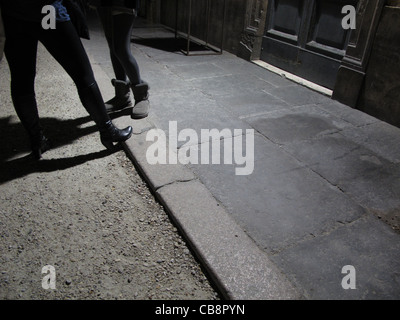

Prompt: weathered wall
[
  {"left": 357, "top": 1, "right": 400, "bottom": 127},
  {"left": 237, "top": 0, "right": 268, "bottom": 61},
  {"left": 158, "top": 0, "right": 246, "bottom": 55},
  {"left": 138, "top": 0, "right": 160, "bottom": 22}
]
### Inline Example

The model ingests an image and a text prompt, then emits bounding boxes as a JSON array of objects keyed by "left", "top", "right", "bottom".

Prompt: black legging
[
  {"left": 4, "top": 14, "right": 97, "bottom": 98},
  {"left": 2, "top": 13, "right": 109, "bottom": 136},
  {"left": 96, "top": 8, "right": 141, "bottom": 85}
]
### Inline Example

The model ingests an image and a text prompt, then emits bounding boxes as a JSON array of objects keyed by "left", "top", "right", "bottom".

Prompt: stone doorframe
[
  {"left": 238, "top": 0, "right": 387, "bottom": 111},
  {"left": 238, "top": 0, "right": 269, "bottom": 61},
  {"left": 332, "top": 0, "right": 386, "bottom": 107}
]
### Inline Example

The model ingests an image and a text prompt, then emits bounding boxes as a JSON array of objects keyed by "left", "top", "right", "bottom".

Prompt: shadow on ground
[
  {"left": 132, "top": 35, "right": 220, "bottom": 54},
  {"left": 0, "top": 111, "right": 133, "bottom": 184}
]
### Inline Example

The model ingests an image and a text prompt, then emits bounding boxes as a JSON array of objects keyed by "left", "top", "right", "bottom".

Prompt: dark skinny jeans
[
  {"left": 2, "top": 13, "right": 108, "bottom": 136},
  {"left": 96, "top": 8, "right": 141, "bottom": 85}
]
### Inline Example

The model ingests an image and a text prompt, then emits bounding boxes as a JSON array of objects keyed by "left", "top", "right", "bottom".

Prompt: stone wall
[
  {"left": 237, "top": 0, "right": 268, "bottom": 61},
  {"left": 158, "top": 0, "right": 246, "bottom": 55},
  {"left": 357, "top": 1, "right": 400, "bottom": 127}
]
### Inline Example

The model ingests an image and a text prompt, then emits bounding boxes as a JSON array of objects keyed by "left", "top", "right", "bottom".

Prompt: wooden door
[{"left": 260, "top": 0, "right": 357, "bottom": 89}]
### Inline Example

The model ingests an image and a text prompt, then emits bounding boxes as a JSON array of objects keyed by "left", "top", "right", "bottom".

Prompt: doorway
[{"left": 260, "top": 0, "right": 357, "bottom": 89}]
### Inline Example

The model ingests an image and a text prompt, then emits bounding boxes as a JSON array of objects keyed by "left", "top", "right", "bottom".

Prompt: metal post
[
  {"left": 186, "top": 0, "right": 192, "bottom": 55},
  {"left": 176, "top": 0, "right": 225, "bottom": 56}
]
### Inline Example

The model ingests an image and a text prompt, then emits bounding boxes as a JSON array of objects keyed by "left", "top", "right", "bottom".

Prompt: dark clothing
[
  {"left": 0, "top": 0, "right": 54, "bottom": 22},
  {"left": 3, "top": 15, "right": 95, "bottom": 98},
  {"left": 53, "top": 0, "right": 71, "bottom": 22},
  {"left": 0, "top": 7, "right": 4, "bottom": 61},
  {"left": 97, "top": 7, "right": 141, "bottom": 85},
  {"left": 1, "top": 0, "right": 133, "bottom": 156},
  {"left": 2, "top": 10, "right": 108, "bottom": 140},
  {"left": 89, "top": 0, "right": 138, "bottom": 9}
]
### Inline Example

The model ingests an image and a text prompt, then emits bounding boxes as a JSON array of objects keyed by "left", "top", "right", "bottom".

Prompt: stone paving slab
[
  {"left": 264, "top": 83, "right": 331, "bottom": 107},
  {"left": 148, "top": 87, "right": 252, "bottom": 147},
  {"left": 339, "top": 121, "right": 400, "bottom": 164},
  {"left": 156, "top": 179, "right": 302, "bottom": 300},
  {"left": 316, "top": 99, "right": 379, "bottom": 127},
  {"left": 244, "top": 104, "right": 351, "bottom": 144},
  {"left": 188, "top": 73, "right": 276, "bottom": 98},
  {"left": 87, "top": 18, "right": 400, "bottom": 299},
  {"left": 94, "top": 58, "right": 303, "bottom": 299},
  {"left": 188, "top": 133, "right": 367, "bottom": 254},
  {"left": 271, "top": 214, "right": 400, "bottom": 299},
  {"left": 118, "top": 116, "right": 197, "bottom": 191},
  {"left": 214, "top": 90, "right": 291, "bottom": 119}
]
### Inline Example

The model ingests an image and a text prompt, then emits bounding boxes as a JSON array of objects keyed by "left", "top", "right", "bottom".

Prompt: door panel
[
  {"left": 271, "top": 0, "right": 304, "bottom": 37},
  {"left": 266, "top": 0, "right": 305, "bottom": 44},
  {"left": 261, "top": 0, "right": 358, "bottom": 89}
]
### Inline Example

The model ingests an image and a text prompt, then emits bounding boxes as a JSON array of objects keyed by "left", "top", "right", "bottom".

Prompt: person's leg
[
  {"left": 111, "top": 13, "right": 150, "bottom": 119},
  {"left": 97, "top": 7, "right": 132, "bottom": 111},
  {"left": 3, "top": 15, "right": 50, "bottom": 158},
  {"left": 37, "top": 21, "right": 132, "bottom": 150},
  {"left": 97, "top": 7, "right": 127, "bottom": 81},
  {"left": 4, "top": 17, "right": 39, "bottom": 127},
  {"left": 111, "top": 12, "right": 141, "bottom": 85},
  {"left": 39, "top": 20, "right": 96, "bottom": 90}
]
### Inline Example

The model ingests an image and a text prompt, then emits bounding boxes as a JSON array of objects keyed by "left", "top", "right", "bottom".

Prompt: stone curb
[{"left": 93, "top": 61, "right": 302, "bottom": 300}]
